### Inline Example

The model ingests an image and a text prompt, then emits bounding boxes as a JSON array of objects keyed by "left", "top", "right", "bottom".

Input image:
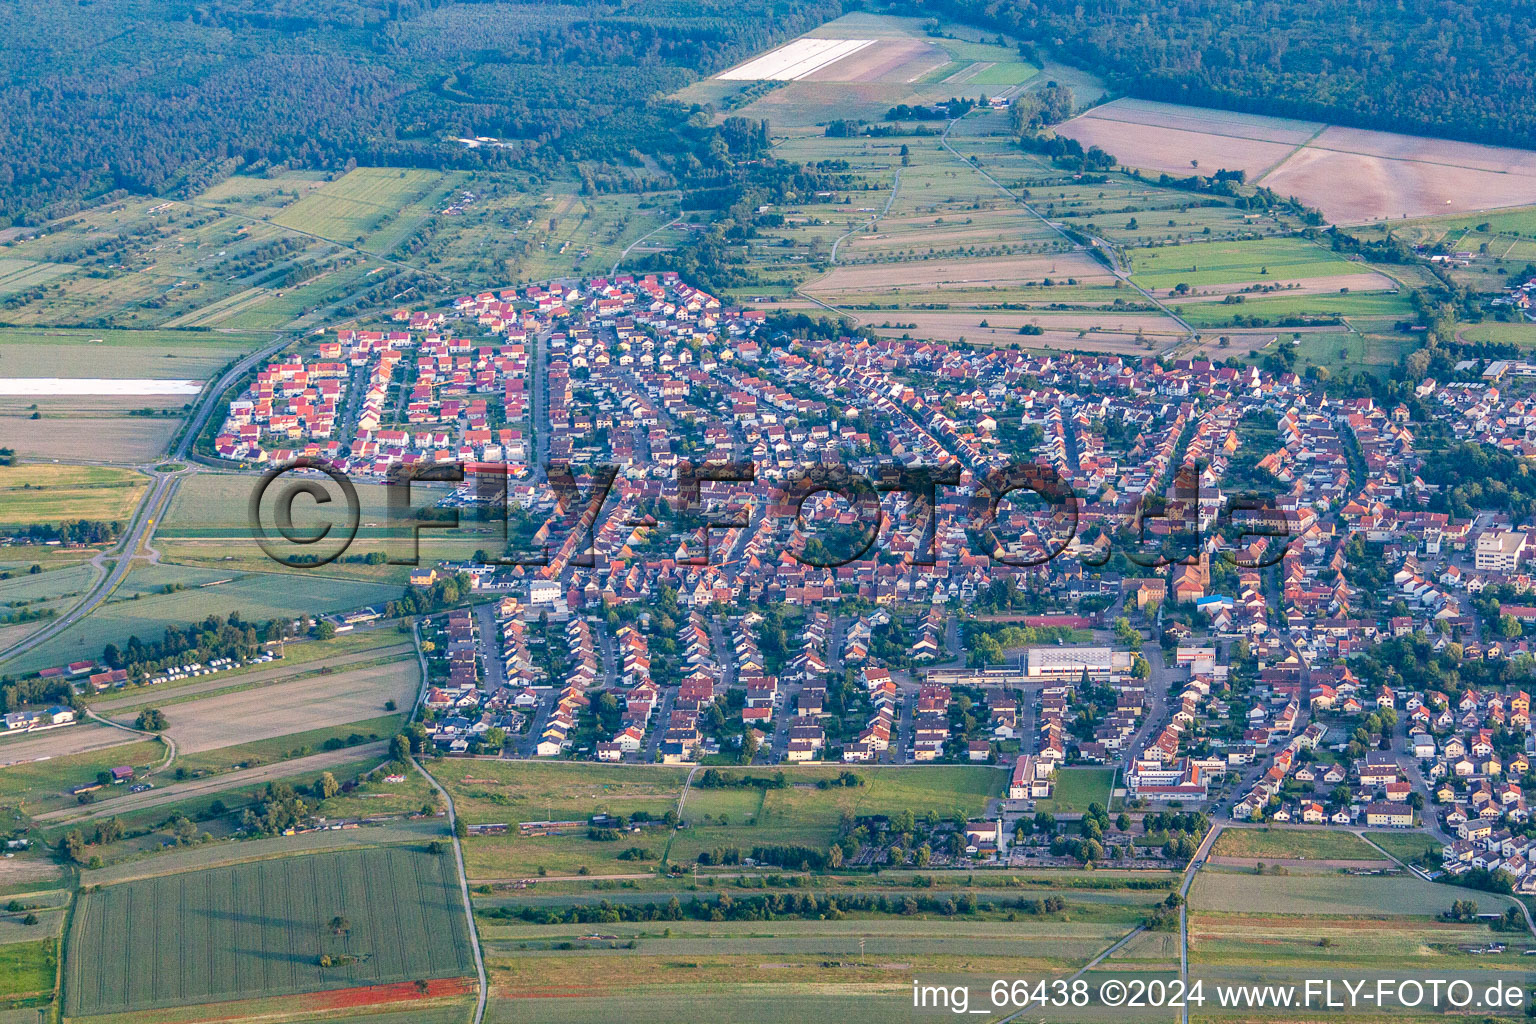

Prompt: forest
[
  {"left": 0, "top": 0, "right": 839, "bottom": 223},
  {"left": 8, "top": 1, "right": 1536, "bottom": 231},
  {"left": 934, "top": 0, "right": 1536, "bottom": 149}
]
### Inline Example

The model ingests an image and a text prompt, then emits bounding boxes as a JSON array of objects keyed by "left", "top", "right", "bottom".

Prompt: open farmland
[
  {"left": 1128, "top": 236, "right": 1387, "bottom": 292},
  {"left": 270, "top": 168, "right": 461, "bottom": 254},
  {"left": 805, "top": 252, "right": 1113, "bottom": 301},
  {"left": 718, "top": 38, "right": 879, "bottom": 81},
  {"left": 0, "top": 327, "right": 259, "bottom": 380},
  {"left": 64, "top": 846, "right": 475, "bottom": 1018},
  {"left": 475, "top": 875, "right": 1170, "bottom": 1024},
  {"left": 1058, "top": 97, "right": 1536, "bottom": 223},
  {"left": 718, "top": 14, "right": 1041, "bottom": 132},
  {"left": 4, "top": 563, "right": 399, "bottom": 676},
  {"left": 0, "top": 464, "right": 145, "bottom": 527},
  {"left": 1189, "top": 869, "right": 1498, "bottom": 917},
  {"left": 114, "top": 658, "right": 417, "bottom": 754},
  {"left": 0, "top": 722, "right": 139, "bottom": 767},
  {"left": 0, "top": 411, "right": 179, "bottom": 463}
]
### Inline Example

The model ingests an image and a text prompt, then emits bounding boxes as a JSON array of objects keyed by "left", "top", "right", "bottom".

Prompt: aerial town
[{"left": 47, "top": 267, "right": 1498, "bottom": 889}]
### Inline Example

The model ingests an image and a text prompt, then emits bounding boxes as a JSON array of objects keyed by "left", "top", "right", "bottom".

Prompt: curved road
[{"left": 0, "top": 332, "right": 294, "bottom": 667}]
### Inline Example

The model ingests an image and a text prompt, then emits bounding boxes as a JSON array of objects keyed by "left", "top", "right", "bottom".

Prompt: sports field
[{"left": 65, "top": 846, "right": 475, "bottom": 1017}]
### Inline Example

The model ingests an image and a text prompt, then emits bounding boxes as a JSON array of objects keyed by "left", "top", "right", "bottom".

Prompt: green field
[
  {"left": 0, "top": 463, "right": 146, "bottom": 526},
  {"left": 271, "top": 168, "right": 459, "bottom": 254},
  {"left": 1034, "top": 767, "right": 1114, "bottom": 814},
  {"left": 446, "top": 763, "right": 1003, "bottom": 879},
  {"left": 1362, "top": 830, "right": 1442, "bottom": 864},
  {"left": 1129, "top": 237, "right": 1369, "bottom": 290},
  {"left": 4, "top": 563, "right": 399, "bottom": 676},
  {"left": 174, "top": 713, "right": 404, "bottom": 776},
  {"left": 1176, "top": 289, "right": 1414, "bottom": 328},
  {"left": 0, "top": 938, "right": 56, "bottom": 1002},
  {"left": 65, "top": 845, "right": 474, "bottom": 1017},
  {"left": 0, "top": 739, "right": 164, "bottom": 816},
  {"left": 0, "top": 327, "right": 260, "bottom": 380},
  {"left": 1210, "top": 827, "right": 1382, "bottom": 861},
  {"left": 1457, "top": 320, "right": 1536, "bottom": 346},
  {"left": 1190, "top": 869, "right": 1494, "bottom": 917}
]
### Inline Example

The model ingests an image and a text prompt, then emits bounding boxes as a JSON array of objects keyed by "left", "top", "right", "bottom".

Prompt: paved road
[
  {"left": 0, "top": 330, "right": 295, "bottom": 667},
  {"left": 0, "top": 468, "right": 182, "bottom": 665},
  {"left": 37, "top": 741, "right": 390, "bottom": 825},
  {"left": 474, "top": 603, "right": 505, "bottom": 693}
]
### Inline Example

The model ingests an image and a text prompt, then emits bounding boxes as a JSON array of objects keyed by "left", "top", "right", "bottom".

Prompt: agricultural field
[
  {"left": 89, "top": 633, "right": 412, "bottom": 712},
  {"left": 1127, "top": 237, "right": 1386, "bottom": 292},
  {"left": 154, "top": 470, "right": 484, "bottom": 584},
  {"left": 442, "top": 763, "right": 1003, "bottom": 880},
  {"left": 79, "top": 819, "right": 450, "bottom": 886},
  {"left": 1209, "top": 827, "right": 1383, "bottom": 862},
  {"left": 1189, "top": 868, "right": 1495, "bottom": 918},
  {"left": 1361, "top": 830, "right": 1443, "bottom": 865},
  {"left": 482, "top": 905, "right": 1139, "bottom": 1024},
  {"left": 3, "top": 562, "right": 399, "bottom": 677},
  {"left": 0, "top": 327, "right": 258, "bottom": 381},
  {"left": 0, "top": 464, "right": 146, "bottom": 527},
  {"left": 166, "top": 711, "right": 404, "bottom": 777},
  {"left": 109, "top": 658, "right": 415, "bottom": 756},
  {"left": 1057, "top": 98, "right": 1536, "bottom": 223},
  {"left": 0, "top": 171, "right": 460, "bottom": 335},
  {"left": 64, "top": 846, "right": 475, "bottom": 1018},
  {"left": 0, "top": 937, "right": 58, "bottom": 1007},
  {"left": 718, "top": 13, "right": 1043, "bottom": 133},
  {"left": 0, "top": 722, "right": 140, "bottom": 767},
  {"left": 270, "top": 168, "right": 464, "bottom": 256},
  {"left": 0, "top": 410, "right": 180, "bottom": 463}
]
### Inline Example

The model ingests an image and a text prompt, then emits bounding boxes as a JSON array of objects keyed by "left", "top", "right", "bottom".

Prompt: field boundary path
[
  {"left": 1177, "top": 822, "right": 1220, "bottom": 1024},
  {"left": 990, "top": 922, "right": 1146, "bottom": 1024},
  {"left": 36, "top": 741, "right": 387, "bottom": 824},
  {"left": 611, "top": 210, "right": 682, "bottom": 276},
  {"left": 938, "top": 113, "right": 1197, "bottom": 346},
  {"left": 828, "top": 168, "right": 902, "bottom": 264},
  {"left": 83, "top": 707, "right": 178, "bottom": 776},
  {"left": 413, "top": 754, "right": 488, "bottom": 1024}
]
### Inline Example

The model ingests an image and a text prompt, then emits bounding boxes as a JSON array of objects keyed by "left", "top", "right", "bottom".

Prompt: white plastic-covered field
[{"left": 717, "top": 38, "right": 874, "bottom": 80}]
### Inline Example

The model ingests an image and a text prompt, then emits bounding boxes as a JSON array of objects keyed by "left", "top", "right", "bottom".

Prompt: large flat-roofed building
[
  {"left": 1025, "top": 646, "right": 1131, "bottom": 681},
  {"left": 1475, "top": 530, "right": 1527, "bottom": 572}
]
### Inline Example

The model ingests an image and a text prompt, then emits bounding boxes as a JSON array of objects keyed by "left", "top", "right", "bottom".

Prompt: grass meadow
[{"left": 1209, "top": 828, "right": 1382, "bottom": 861}]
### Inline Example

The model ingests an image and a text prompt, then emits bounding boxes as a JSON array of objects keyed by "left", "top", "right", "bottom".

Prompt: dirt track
[{"left": 36, "top": 741, "right": 389, "bottom": 824}]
